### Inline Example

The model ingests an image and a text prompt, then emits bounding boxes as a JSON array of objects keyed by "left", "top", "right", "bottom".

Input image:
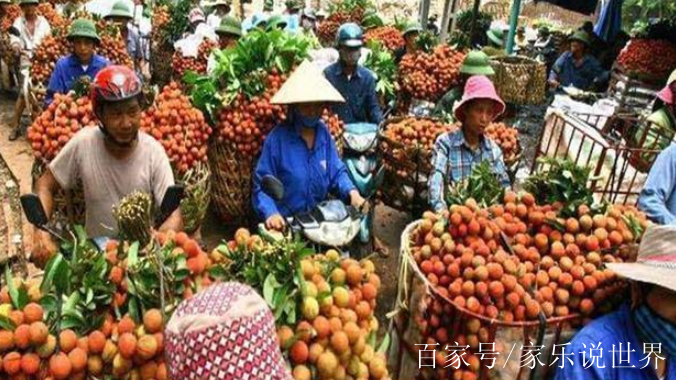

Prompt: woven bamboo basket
[
  {"left": 31, "top": 160, "right": 86, "bottom": 227},
  {"left": 490, "top": 55, "right": 547, "bottom": 105},
  {"left": 208, "top": 141, "right": 258, "bottom": 223},
  {"left": 151, "top": 41, "right": 173, "bottom": 87}
]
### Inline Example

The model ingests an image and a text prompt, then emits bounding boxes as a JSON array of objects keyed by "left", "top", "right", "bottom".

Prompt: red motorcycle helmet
[{"left": 90, "top": 65, "right": 142, "bottom": 111}]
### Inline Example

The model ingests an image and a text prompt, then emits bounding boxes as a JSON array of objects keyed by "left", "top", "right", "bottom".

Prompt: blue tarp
[{"left": 594, "top": 0, "right": 623, "bottom": 42}]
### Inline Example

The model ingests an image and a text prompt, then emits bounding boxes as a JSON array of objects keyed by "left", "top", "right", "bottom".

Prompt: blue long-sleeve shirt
[
  {"left": 554, "top": 304, "right": 676, "bottom": 380},
  {"left": 252, "top": 120, "right": 356, "bottom": 220},
  {"left": 324, "top": 62, "right": 383, "bottom": 125},
  {"left": 638, "top": 143, "right": 676, "bottom": 224},
  {"left": 549, "top": 51, "right": 605, "bottom": 91},
  {"left": 45, "top": 54, "right": 110, "bottom": 106}
]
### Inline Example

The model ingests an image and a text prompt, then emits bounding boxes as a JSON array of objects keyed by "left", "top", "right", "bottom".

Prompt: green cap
[
  {"left": 216, "top": 16, "right": 242, "bottom": 36},
  {"left": 460, "top": 50, "right": 495, "bottom": 76},
  {"left": 106, "top": 1, "right": 133, "bottom": 19},
  {"left": 569, "top": 30, "right": 591, "bottom": 46},
  {"left": 486, "top": 27, "right": 504, "bottom": 47},
  {"left": 264, "top": 0, "right": 274, "bottom": 10},
  {"left": 285, "top": 0, "right": 301, "bottom": 10},
  {"left": 67, "top": 18, "right": 100, "bottom": 42},
  {"left": 19, "top": 0, "right": 39, "bottom": 6},
  {"left": 266, "top": 15, "right": 287, "bottom": 30},
  {"left": 403, "top": 22, "right": 423, "bottom": 37}
]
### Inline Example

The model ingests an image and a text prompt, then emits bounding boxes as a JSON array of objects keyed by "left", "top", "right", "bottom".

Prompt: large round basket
[
  {"left": 208, "top": 141, "right": 258, "bottom": 224},
  {"left": 490, "top": 55, "right": 547, "bottom": 105},
  {"left": 31, "top": 160, "right": 86, "bottom": 227}
]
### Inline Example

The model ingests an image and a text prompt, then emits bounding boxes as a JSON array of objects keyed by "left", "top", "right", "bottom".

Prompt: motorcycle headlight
[{"left": 344, "top": 132, "right": 377, "bottom": 152}]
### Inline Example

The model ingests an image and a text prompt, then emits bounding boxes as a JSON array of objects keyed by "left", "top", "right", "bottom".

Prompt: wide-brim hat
[
  {"left": 271, "top": 60, "right": 345, "bottom": 104},
  {"left": 67, "top": 18, "right": 101, "bottom": 42},
  {"left": 285, "top": 0, "right": 301, "bottom": 10},
  {"left": 189, "top": 7, "right": 206, "bottom": 24},
  {"left": 569, "top": 30, "right": 591, "bottom": 46},
  {"left": 212, "top": 0, "right": 232, "bottom": 7},
  {"left": 19, "top": 0, "right": 39, "bottom": 6},
  {"left": 216, "top": 16, "right": 242, "bottom": 36},
  {"left": 486, "top": 28, "right": 504, "bottom": 47},
  {"left": 403, "top": 22, "right": 423, "bottom": 37},
  {"left": 266, "top": 15, "right": 287, "bottom": 30},
  {"left": 264, "top": 0, "right": 274, "bottom": 10},
  {"left": 165, "top": 282, "right": 293, "bottom": 380},
  {"left": 105, "top": 1, "right": 133, "bottom": 19},
  {"left": 302, "top": 8, "right": 316, "bottom": 20},
  {"left": 460, "top": 50, "right": 495, "bottom": 76},
  {"left": 656, "top": 69, "right": 676, "bottom": 105},
  {"left": 606, "top": 225, "right": 676, "bottom": 293},
  {"left": 454, "top": 75, "right": 505, "bottom": 121}
]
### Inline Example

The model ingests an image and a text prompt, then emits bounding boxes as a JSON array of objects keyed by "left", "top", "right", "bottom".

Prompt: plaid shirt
[{"left": 428, "top": 130, "right": 510, "bottom": 212}]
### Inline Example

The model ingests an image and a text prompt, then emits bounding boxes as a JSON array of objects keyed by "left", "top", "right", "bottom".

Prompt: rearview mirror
[
  {"left": 261, "top": 175, "right": 285, "bottom": 202},
  {"left": 20, "top": 194, "right": 48, "bottom": 230}
]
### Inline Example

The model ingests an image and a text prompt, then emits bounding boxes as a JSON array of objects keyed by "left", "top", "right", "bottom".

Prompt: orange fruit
[
  {"left": 290, "top": 341, "right": 309, "bottom": 364},
  {"left": 49, "top": 352, "right": 73, "bottom": 380},
  {"left": 117, "top": 316, "right": 136, "bottom": 335},
  {"left": 329, "top": 331, "right": 349, "bottom": 354},
  {"left": 29, "top": 321, "right": 49, "bottom": 345},
  {"left": 68, "top": 347, "right": 88, "bottom": 372},
  {"left": 14, "top": 324, "right": 31, "bottom": 349},
  {"left": 88, "top": 331, "right": 106, "bottom": 354},
  {"left": 23, "top": 303, "right": 44, "bottom": 324},
  {"left": 118, "top": 333, "right": 137, "bottom": 359},
  {"left": 3, "top": 351, "right": 21, "bottom": 374},
  {"left": 143, "top": 309, "right": 163, "bottom": 334},
  {"left": 137, "top": 335, "right": 159, "bottom": 360},
  {"left": 21, "top": 352, "right": 40, "bottom": 374},
  {"left": 0, "top": 330, "right": 14, "bottom": 351},
  {"left": 59, "top": 329, "right": 78, "bottom": 353}
]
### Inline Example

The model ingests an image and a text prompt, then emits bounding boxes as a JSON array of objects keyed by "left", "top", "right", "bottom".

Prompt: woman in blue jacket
[{"left": 252, "top": 60, "right": 365, "bottom": 231}]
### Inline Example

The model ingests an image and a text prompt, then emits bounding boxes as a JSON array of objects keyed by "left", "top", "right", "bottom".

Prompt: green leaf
[
  {"left": 263, "top": 274, "right": 279, "bottom": 307},
  {"left": 128, "top": 242, "right": 140, "bottom": 266},
  {"left": 5, "top": 267, "right": 28, "bottom": 310},
  {"left": 0, "top": 315, "right": 16, "bottom": 331},
  {"left": 53, "top": 259, "right": 71, "bottom": 296},
  {"left": 41, "top": 253, "right": 63, "bottom": 294},
  {"left": 377, "top": 333, "right": 391, "bottom": 353}
]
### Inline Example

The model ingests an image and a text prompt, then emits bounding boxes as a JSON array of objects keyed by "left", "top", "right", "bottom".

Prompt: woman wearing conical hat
[{"left": 252, "top": 60, "right": 366, "bottom": 231}]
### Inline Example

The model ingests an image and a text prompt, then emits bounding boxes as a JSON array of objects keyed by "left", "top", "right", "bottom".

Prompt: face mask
[
  {"left": 293, "top": 107, "right": 321, "bottom": 129},
  {"left": 633, "top": 304, "right": 676, "bottom": 358},
  {"left": 340, "top": 49, "right": 361, "bottom": 66}
]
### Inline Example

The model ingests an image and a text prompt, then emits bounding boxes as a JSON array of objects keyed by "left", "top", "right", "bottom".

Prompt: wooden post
[
  {"left": 449, "top": 0, "right": 460, "bottom": 34},
  {"left": 439, "top": 0, "right": 453, "bottom": 41},
  {"left": 420, "top": 0, "right": 432, "bottom": 30},
  {"left": 468, "top": 0, "right": 481, "bottom": 44}
]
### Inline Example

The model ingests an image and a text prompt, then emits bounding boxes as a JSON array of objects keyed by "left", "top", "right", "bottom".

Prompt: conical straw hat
[{"left": 271, "top": 60, "right": 345, "bottom": 105}]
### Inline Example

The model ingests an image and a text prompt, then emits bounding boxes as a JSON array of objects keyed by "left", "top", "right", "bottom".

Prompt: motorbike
[
  {"left": 21, "top": 185, "right": 184, "bottom": 252},
  {"left": 258, "top": 175, "right": 363, "bottom": 250},
  {"left": 341, "top": 122, "right": 384, "bottom": 256}
]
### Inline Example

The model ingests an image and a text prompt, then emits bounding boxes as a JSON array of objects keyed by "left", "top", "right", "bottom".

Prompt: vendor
[
  {"left": 483, "top": 27, "right": 505, "bottom": 57},
  {"left": 266, "top": 15, "right": 288, "bottom": 31},
  {"left": 284, "top": 0, "right": 301, "bottom": 33},
  {"left": 206, "top": 0, "right": 232, "bottom": 30},
  {"left": 554, "top": 224, "right": 676, "bottom": 380},
  {"left": 34, "top": 66, "right": 182, "bottom": 261},
  {"left": 243, "top": 0, "right": 273, "bottom": 32},
  {"left": 165, "top": 282, "right": 293, "bottom": 380},
  {"left": 434, "top": 50, "right": 495, "bottom": 121},
  {"left": 252, "top": 60, "right": 365, "bottom": 231},
  {"left": 44, "top": 18, "right": 110, "bottom": 106},
  {"left": 185, "top": 8, "right": 207, "bottom": 37},
  {"left": 394, "top": 22, "right": 422, "bottom": 64},
  {"left": 324, "top": 23, "right": 382, "bottom": 124},
  {"left": 548, "top": 31, "right": 605, "bottom": 91},
  {"left": 207, "top": 16, "right": 242, "bottom": 74},
  {"left": 428, "top": 75, "right": 510, "bottom": 212},
  {"left": 8, "top": 0, "right": 51, "bottom": 141},
  {"left": 300, "top": 8, "right": 317, "bottom": 34},
  {"left": 104, "top": 1, "right": 144, "bottom": 71},
  {"left": 514, "top": 26, "right": 528, "bottom": 52},
  {"left": 638, "top": 72, "right": 676, "bottom": 225}
]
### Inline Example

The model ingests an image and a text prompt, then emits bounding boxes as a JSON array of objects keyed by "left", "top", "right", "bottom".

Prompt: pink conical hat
[{"left": 453, "top": 75, "right": 506, "bottom": 122}]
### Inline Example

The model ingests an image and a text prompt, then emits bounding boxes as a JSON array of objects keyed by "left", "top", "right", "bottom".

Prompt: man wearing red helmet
[{"left": 33, "top": 65, "right": 183, "bottom": 257}]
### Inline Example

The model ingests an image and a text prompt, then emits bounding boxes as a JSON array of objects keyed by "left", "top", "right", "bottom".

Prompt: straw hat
[
  {"left": 271, "top": 60, "right": 345, "bottom": 104},
  {"left": 165, "top": 282, "right": 292, "bottom": 380},
  {"left": 656, "top": 69, "right": 676, "bottom": 105},
  {"left": 453, "top": 75, "right": 505, "bottom": 122},
  {"left": 606, "top": 225, "right": 676, "bottom": 292}
]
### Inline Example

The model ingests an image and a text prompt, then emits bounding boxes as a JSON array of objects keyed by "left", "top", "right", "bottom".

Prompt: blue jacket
[
  {"left": 639, "top": 143, "right": 676, "bottom": 224},
  {"left": 252, "top": 120, "right": 355, "bottom": 220},
  {"left": 549, "top": 51, "right": 605, "bottom": 91},
  {"left": 45, "top": 54, "right": 110, "bottom": 106},
  {"left": 554, "top": 304, "right": 676, "bottom": 380},
  {"left": 324, "top": 62, "right": 383, "bottom": 125}
]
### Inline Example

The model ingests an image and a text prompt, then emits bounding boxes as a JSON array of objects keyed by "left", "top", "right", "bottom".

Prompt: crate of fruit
[
  {"left": 378, "top": 117, "right": 458, "bottom": 215},
  {"left": 389, "top": 187, "right": 646, "bottom": 380}
]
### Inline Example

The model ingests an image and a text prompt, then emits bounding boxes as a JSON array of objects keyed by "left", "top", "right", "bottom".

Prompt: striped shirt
[{"left": 428, "top": 129, "right": 510, "bottom": 212}]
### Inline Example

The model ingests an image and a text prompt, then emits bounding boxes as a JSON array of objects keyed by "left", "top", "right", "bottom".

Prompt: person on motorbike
[
  {"left": 324, "top": 23, "right": 382, "bottom": 125},
  {"left": 105, "top": 1, "right": 145, "bottom": 73},
  {"left": 8, "top": 0, "right": 51, "bottom": 141},
  {"left": 394, "top": 22, "right": 422, "bottom": 64},
  {"left": 165, "top": 282, "right": 293, "bottom": 380},
  {"left": 44, "top": 19, "right": 110, "bottom": 106},
  {"left": 434, "top": 50, "right": 495, "bottom": 121},
  {"left": 548, "top": 31, "right": 606, "bottom": 92},
  {"left": 206, "top": 16, "right": 242, "bottom": 74},
  {"left": 428, "top": 75, "right": 510, "bottom": 212},
  {"left": 252, "top": 60, "right": 366, "bottom": 231},
  {"left": 33, "top": 65, "right": 182, "bottom": 262}
]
